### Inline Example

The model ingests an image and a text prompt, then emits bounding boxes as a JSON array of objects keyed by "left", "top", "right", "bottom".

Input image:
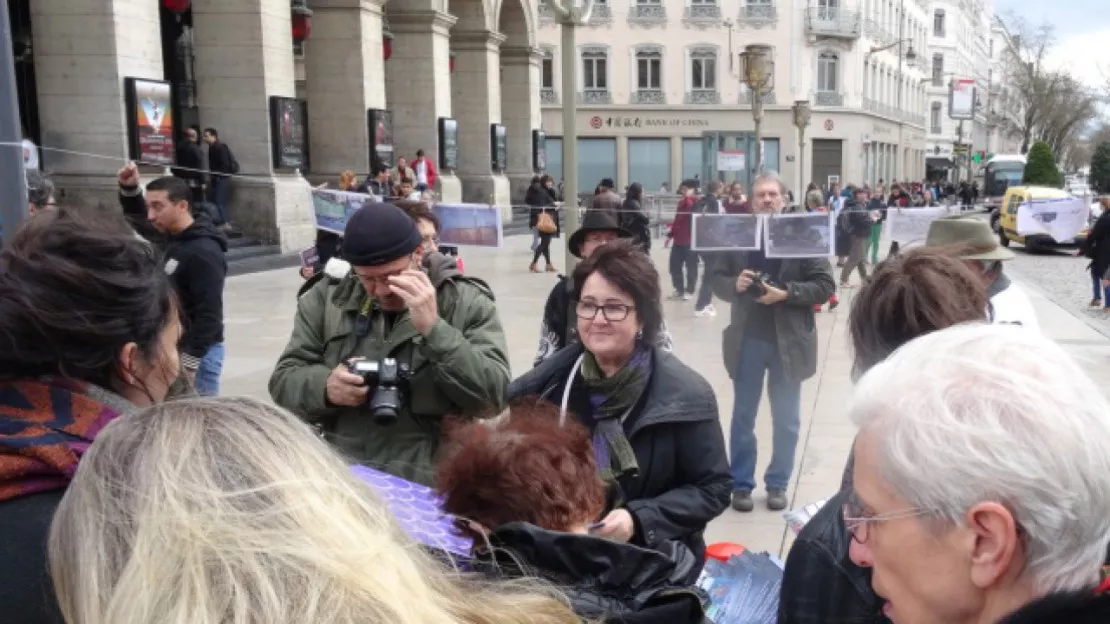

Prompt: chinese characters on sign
[{"left": 585, "top": 116, "right": 711, "bottom": 129}]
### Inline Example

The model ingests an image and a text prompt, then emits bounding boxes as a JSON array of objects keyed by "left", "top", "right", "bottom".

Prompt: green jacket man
[{"left": 269, "top": 202, "right": 509, "bottom": 485}]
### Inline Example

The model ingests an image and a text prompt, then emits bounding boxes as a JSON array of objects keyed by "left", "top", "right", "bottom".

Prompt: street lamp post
[
  {"left": 0, "top": 0, "right": 27, "bottom": 248},
  {"left": 548, "top": 0, "right": 595, "bottom": 271},
  {"left": 740, "top": 44, "right": 774, "bottom": 185},
  {"left": 792, "top": 100, "right": 812, "bottom": 204}
]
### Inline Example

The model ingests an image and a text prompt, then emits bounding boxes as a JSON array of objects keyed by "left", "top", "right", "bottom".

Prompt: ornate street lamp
[
  {"left": 792, "top": 99, "right": 812, "bottom": 204},
  {"left": 740, "top": 44, "right": 774, "bottom": 180},
  {"left": 291, "top": 0, "right": 313, "bottom": 45}
]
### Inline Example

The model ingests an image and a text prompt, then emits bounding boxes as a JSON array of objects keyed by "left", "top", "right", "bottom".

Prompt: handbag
[{"left": 536, "top": 211, "right": 557, "bottom": 235}]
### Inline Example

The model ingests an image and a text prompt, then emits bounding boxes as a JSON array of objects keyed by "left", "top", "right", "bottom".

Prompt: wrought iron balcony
[
  {"left": 579, "top": 89, "right": 612, "bottom": 105},
  {"left": 815, "top": 91, "right": 844, "bottom": 107},
  {"left": 628, "top": 3, "right": 667, "bottom": 27},
  {"left": 739, "top": 89, "right": 776, "bottom": 105},
  {"left": 632, "top": 89, "right": 666, "bottom": 104},
  {"left": 805, "top": 7, "right": 861, "bottom": 40},
  {"left": 686, "top": 90, "right": 720, "bottom": 104},
  {"left": 739, "top": 3, "right": 778, "bottom": 27},
  {"left": 540, "top": 87, "right": 559, "bottom": 105},
  {"left": 588, "top": 3, "right": 613, "bottom": 25},
  {"left": 683, "top": 4, "right": 721, "bottom": 27}
]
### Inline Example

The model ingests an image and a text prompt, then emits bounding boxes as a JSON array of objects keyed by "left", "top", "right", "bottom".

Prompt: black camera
[
  {"left": 348, "top": 358, "right": 411, "bottom": 426},
  {"left": 745, "top": 271, "right": 780, "bottom": 295}
]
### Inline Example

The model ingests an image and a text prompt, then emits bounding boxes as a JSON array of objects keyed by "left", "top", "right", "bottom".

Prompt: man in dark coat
[{"left": 173, "top": 127, "right": 206, "bottom": 205}]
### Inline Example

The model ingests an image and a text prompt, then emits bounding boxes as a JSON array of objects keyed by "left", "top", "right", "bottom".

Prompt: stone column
[
  {"left": 303, "top": 0, "right": 387, "bottom": 179},
  {"left": 31, "top": 0, "right": 165, "bottom": 210},
  {"left": 385, "top": 10, "right": 460, "bottom": 202},
  {"left": 451, "top": 29, "right": 510, "bottom": 216},
  {"left": 500, "top": 45, "right": 541, "bottom": 205},
  {"left": 192, "top": 0, "right": 314, "bottom": 252}
]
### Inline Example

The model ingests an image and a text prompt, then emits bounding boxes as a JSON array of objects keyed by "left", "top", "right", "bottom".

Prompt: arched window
[{"left": 817, "top": 50, "right": 839, "bottom": 93}]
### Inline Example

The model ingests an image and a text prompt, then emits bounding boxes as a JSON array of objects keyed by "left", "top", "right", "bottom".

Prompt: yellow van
[{"left": 995, "top": 185, "right": 1088, "bottom": 250}]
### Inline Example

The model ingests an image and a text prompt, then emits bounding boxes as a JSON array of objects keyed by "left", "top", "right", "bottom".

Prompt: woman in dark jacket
[
  {"left": 508, "top": 240, "right": 731, "bottom": 569},
  {"left": 526, "top": 174, "right": 560, "bottom": 273},
  {"left": 437, "top": 401, "right": 706, "bottom": 623},
  {"left": 0, "top": 208, "right": 181, "bottom": 624},
  {"left": 621, "top": 182, "right": 652, "bottom": 251},
  {"left": 1080, "top": 197, "right": 1110, "bottom": 309}
]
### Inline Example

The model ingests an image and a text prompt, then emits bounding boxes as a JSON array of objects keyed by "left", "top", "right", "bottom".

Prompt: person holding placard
[{"left": 711, "top": 172, "right": 836, "bottom": 513}]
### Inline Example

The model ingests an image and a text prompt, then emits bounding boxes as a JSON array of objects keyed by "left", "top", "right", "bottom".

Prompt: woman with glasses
[{"left": 508, "top": 239, "right": 731, "bottom": 574}]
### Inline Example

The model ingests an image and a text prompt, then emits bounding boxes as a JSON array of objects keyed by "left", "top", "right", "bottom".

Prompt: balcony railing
[
  {"left": 815, "top": 91, "right": 844, "bottom": 106},
  {"left": 739, "top": 89, "right": 776, "bottom": 105},
  {"left": 579, "top": 89, "right": 612, "bottom": 104},
  {"left": 588, "top": 3, "right": 613, "bottom": 24},
  {"left": 632, "top": 88, "right": 666, "bottom": 104},
  {"left": 686, "top": 89, "right": 721, "bottom": 104},
  {"left": 805, "top": 7, "right": 861, "bottom": 40},
  {"left": 683, "top": 4, "right": 721, "bottom": 26},
  {"left": 540, "top": 87, "right": 559, "bottom": 105},
  {"left": 628, "top": 3, "right": 667, "bottom": 26},
  {"left": 739, "top": 3, "right": 777, "bottom": 27}
]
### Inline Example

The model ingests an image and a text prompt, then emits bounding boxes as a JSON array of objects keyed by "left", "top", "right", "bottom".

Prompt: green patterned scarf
[{"left": 578, "top": 343, "right": 652, "bottom": 488}]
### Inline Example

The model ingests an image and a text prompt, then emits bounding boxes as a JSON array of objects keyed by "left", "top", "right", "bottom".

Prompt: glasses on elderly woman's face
[
  {"left": 575, "top": 299, "right": 635, "bottom": 322},
  {"left": 842, "top": 490, "right": 929, "bottom": 544}
]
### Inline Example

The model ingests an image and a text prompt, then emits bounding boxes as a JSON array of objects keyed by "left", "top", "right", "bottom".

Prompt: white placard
[
  {"left": 1015, "top": 197, "right": 1090, "bottom": 243},
  {"left": 764, "top": 212, "right": 835, "bottom": 258},
  {"left": 886, "top": 206, "right": 951, "bottom": 245},
  {"left": 691, "top": 213, "right": 763, "bottom": 251},
  {"left": 717, "top": 150, "right": 746, "bottom": 171},
  {"left": 949, "top": 78, "right": 976, "bottom": 120}
]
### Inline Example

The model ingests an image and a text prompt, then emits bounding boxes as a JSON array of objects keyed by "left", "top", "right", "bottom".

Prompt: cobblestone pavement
[{"left": 1005, "top": 247, "right": 1110, "bottom": 339}]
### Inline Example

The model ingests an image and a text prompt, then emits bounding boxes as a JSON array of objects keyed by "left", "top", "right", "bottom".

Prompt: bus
[{"left": 982, "top": 154, "right": 1026, "bottom": 211}]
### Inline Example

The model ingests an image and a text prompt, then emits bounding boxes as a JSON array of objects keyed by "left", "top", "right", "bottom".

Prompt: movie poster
[
  {"left": 439, "top": 117, "right": 459, "bottom": 171},
  {"left": 368, "top": 109, "right": 394, "bottom": 168},
  {"left": 270, "top": 96, "right": 308, "bottom": 170},
  {"left": 125, "top": 77, "right": 174, "bottom": 166},
  {"left": 533, "top": 129, "right": 547, "bottom": 172}
]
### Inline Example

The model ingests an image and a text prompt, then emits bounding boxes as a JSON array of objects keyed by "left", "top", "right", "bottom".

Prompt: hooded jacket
[
  {"left": 269, "top": 252, "right": 510, "bottom": 486},
  {"left": 473, "top": 523, "right": 707, "bottom": 623}
]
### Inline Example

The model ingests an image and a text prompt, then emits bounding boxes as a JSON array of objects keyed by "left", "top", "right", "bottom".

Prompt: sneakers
[
  {"left": 682, "top": 292, "right": 693, "bottom": 301},
  {"left": 731, "top": 490, "right": 754, "bottom": 512},
  {"left": 766, "top": 489, "right": 788, "bottom": 511},
  {"left": 668, "top": 290, "right": 685, "bottom": 300},
  {"left": 695, "top": 304, "right": 717, "bottom": 317}
]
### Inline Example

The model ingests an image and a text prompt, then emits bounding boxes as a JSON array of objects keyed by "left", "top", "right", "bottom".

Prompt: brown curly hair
[{"left": 434, "top": 399, "right": 606, "bottom": 536}]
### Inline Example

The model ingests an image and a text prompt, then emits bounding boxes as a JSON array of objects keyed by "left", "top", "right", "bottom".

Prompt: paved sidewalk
[{"left": 220, "top": 235, "right": 1110, "bottom": 559}]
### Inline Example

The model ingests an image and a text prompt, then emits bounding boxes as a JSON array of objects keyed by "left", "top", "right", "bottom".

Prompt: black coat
[
  {"left": 173, "top": 139, "right": 205, "bottom": 182},
  {"left": 526, "top": 185, "right": 560, "bottom": 237},
  {"left": 1080, "top": 210, "right": 1110, "bottom": 278},
  {"left": 998, "top": 590, "right": 1110, "bottom": 624},
  {"left": 207, "top": 140, "right": 233, "bottom": 176},
  {"left": 0, "top": 491, "right": 65, "bottom": 624},
  {"left": 621, "top": 198, "right": 652, "bottom": 251},
  {"left": 508, "top": 344, "right": 732, "bottom": 568},
  {"left": 474, "top": 523, "right": 707, "bottom": 623}
]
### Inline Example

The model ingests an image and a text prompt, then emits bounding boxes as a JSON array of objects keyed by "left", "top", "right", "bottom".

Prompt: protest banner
[
  {"left": 1015, "top": 197, "right": 1090, "bottom": 243},
  {"left": 691, "top": 213, "right": 762, "bottom": 251},
  {"left": 764, "top": 212, "right": 835, "bottom": 258},
  {"left": 885, "top": 206, "right": 950, "bottom": 245},
  {"left": 433, "top": 203, "right": 503, "bottom": 248},
  {"left": 311, "top": 188, "right": 375, "bottom": 234}
]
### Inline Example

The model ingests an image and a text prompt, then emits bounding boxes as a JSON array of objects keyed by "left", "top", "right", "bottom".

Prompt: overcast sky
[{"left": 994, "top": 0, "right": 1109, "bottom": 89}]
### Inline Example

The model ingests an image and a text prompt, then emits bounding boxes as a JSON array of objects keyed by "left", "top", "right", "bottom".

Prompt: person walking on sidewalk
[
  {"left": 839, "top": 186, "right": 875, "bottom": 288},
  {"left": 666, "top": 180, "right": 700, "bottom": 300},
  {"left": 203, "top": 127, "right": 238, "bottom": 228},
  {"left": 693, "top": 180, "right": 726, "bottom": 318},
  {"left": 118, "top": 163, "right": 228, "bottom": 396},
  {"left": 711, "top": 172, "right": 835, "bottom": 513},
  {"left": 526, "top": 175, "right": 560, "bottom": 273}
]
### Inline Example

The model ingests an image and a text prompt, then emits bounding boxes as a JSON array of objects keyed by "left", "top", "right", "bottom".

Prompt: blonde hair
[
  {"left": 339, "top": 170, "right": 357, "bottom": 190},
  {"left": 49, "top": 397, "right": 581, "bottom": 624}
]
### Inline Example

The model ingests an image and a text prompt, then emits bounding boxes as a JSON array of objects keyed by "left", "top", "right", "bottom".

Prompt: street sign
[{"left": 952, "top": 143, "right": 970, "bottom": 155}]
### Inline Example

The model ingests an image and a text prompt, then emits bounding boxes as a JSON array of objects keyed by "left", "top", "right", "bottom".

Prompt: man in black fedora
[{"left": 533, "top": 211, "right": 674, "bottom": 367}]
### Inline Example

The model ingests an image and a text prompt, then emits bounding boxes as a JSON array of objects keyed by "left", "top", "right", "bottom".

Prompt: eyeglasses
[
  {"left": 575, "top": 300, "right": 635, "bottom": 322},
  {"left": 355, "top": 254, "right": 417, "bottom": 288},
  {"left": 842, "top": 491, "right": 929, "bottom": 544},
  {"left": 422, "top": 234, "right": 440, "bottom": 247}
]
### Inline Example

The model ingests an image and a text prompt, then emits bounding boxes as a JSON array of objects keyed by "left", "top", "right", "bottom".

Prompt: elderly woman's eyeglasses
[
  {"left": 842, "top": 492, "right": 929, "bottom": 544},
  {"left": 575, "top": 300, "right": 635, "bottom": 322}
]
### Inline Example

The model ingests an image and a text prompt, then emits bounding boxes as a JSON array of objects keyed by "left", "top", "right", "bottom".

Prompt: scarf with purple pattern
[{"left": 579, "top": 343, "right": 653, "bottom": 489}]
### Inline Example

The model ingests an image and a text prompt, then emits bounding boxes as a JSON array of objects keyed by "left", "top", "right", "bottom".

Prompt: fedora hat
[
  {"left": 568, "top": 210, "right": 631, "bottom": 258},
  {"left": 925, "top": 216, "right": 1015, "bottom": 261}
]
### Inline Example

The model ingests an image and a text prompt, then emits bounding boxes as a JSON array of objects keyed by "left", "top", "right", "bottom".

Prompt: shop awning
[{"left": 926, "top": 156, "right": 953, "bottom": 169}]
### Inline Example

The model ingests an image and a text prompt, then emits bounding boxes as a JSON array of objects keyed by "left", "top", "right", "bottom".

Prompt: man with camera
[
  {"left": 711, "top": 172, "right": 835, "bottom": 514},
  {"left": 269, "top": 202, "right": 510, "bottom": 485}
]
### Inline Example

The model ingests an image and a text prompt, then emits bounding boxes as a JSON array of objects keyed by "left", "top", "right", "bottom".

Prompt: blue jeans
[
  {"left": 209, "top": 177, "right": 231, "bottom": 224},
  {"left": 1092, "top": 270, "right": 1109, "bottom": 304},
  {"left": 194, "top": 343, "right": 226, "bottom": 397},
  {"left": 729, "top": 337, "right": 802, "bottom": 492}
]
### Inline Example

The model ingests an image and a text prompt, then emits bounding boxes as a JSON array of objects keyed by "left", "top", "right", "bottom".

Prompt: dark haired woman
[
  {"left": 621, "top": 182, "right": 651, "bottom": 252},
  {"left": 0, "top": 208, "right": 182, "bottom": 623},
  {"left": 509, "top": 239, "right": 731, "bottom": 573},
  {"left": 526, "top": 174, "right": 559, "bottom": 273},
  {"left": 437, "top": 400, "right": 705, "bottom": 623}
]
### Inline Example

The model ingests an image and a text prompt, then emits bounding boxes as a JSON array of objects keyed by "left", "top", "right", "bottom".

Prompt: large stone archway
[{"left": 495, "top": 0, "right": 542, "bottom": 203}]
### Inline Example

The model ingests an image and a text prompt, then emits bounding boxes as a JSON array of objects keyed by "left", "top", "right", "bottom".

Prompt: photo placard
[
  {"left": 433, "top": 203, "right": 503, "bottom": 248},
  {"left": 269, "top": 96, "right": 309, "bottom": 170},
  {"left": 311, "top": 188, "right": 373, "bottom": 235},
  {"left": 886, "top": 206, "right": 951, "bottom": 245},
  {"left": 764, "top": 212, "right": 835, "bottom": 258},
  {"left": 692, "top": 213, "right": 763, "bottom": 251},
  {"left": 1015, "top": 197, "right": 1090, "bottom": 243},
  {"left": 124, "top": 77, "right": 174, "bottom": 166}
]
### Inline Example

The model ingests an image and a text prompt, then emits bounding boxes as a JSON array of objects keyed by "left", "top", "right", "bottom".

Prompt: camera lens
[{"left": 369, "top": 386, "right": 402, "bottom": 427}]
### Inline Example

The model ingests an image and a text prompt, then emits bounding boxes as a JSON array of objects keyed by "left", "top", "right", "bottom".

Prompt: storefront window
[
  {"left": 628, "top": 138, "right": 670, "bottom": 191},
  {"left": 681, "top": 138, "right": 702, "bottom": 188},
  {"left": 579, "top": 138, "right": 617, "bottom": 192}
]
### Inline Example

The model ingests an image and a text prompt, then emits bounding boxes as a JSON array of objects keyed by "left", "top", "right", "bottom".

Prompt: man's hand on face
[
  {"left": 388, "top": 270, "right": 439, "bottom": 335},
  {"left": 117, "top": 162, "right": 140, "bottom": 189},
  {"left": 326, "top": 361, "right": 370, "bottom": 407}
]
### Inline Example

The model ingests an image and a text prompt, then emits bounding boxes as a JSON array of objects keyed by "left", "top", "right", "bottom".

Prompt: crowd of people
[{"left": 3, "top": 158, "right": 1110, "bottom": 624}]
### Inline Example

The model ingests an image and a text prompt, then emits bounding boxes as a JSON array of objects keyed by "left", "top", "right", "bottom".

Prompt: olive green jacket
[{"left": 269, "top": 254, "right": 510, "bottom": 485}]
